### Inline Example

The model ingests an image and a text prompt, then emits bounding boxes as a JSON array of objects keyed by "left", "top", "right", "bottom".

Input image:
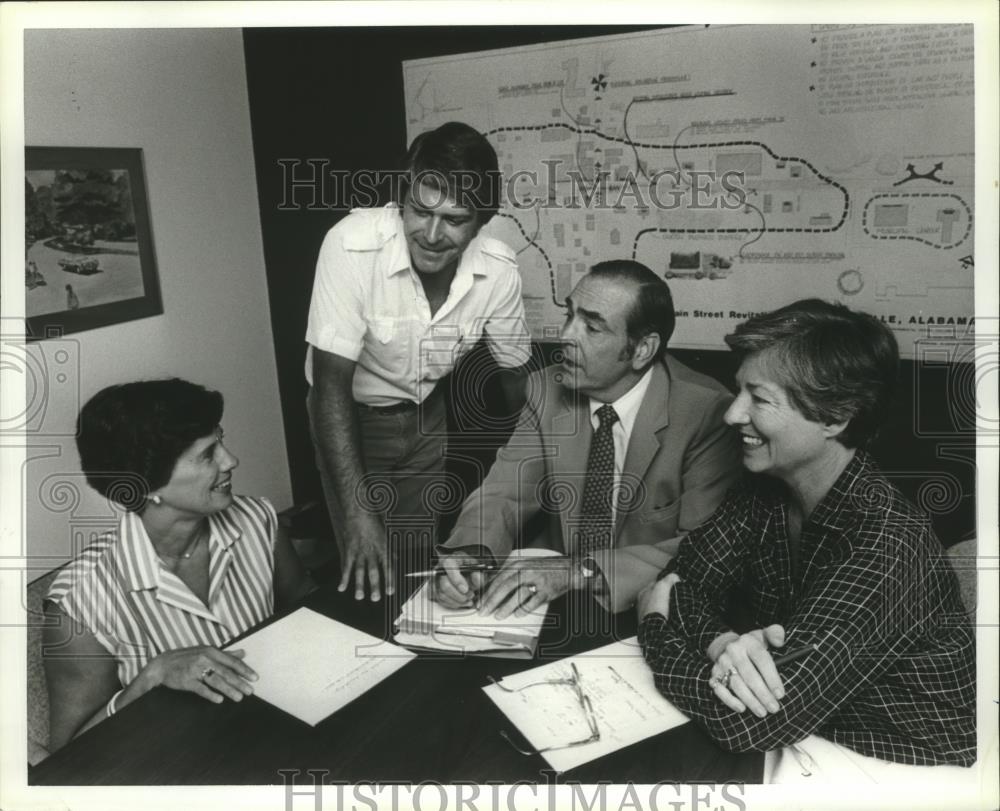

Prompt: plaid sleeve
[
  {"left": 640, "top": 504, "right": 966, "bottom": 760},
  {"left": 652, "top": 479, "right": 758, "bottom": 654}
]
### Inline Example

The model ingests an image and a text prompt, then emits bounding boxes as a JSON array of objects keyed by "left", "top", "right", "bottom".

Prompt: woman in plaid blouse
[{"left": 637, "top": 300, "right": 976, "bottom": 782}]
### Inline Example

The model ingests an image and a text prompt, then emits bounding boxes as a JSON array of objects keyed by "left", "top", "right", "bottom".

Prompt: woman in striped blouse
[{"left": 44, "top": 378, "right": 315, "bottom": 751}]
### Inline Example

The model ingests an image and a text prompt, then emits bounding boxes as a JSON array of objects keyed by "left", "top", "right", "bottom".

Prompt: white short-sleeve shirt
[{"left": 305, "top": 205, "right": 531, "bottom": 406}]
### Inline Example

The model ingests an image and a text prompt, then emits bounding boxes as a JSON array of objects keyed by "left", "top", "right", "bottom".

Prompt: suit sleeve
[
  {"left": 593, "top": 389, "right": 742, "bottom": 612},
  {"left": 440, "top": 383, "right": 551, "bottom": 560},
  {"left": 675, "top": 389, "right": 742, "bottom": 532}
]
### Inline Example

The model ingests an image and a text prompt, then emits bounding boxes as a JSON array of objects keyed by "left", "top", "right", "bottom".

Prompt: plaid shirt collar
[{"left": 806, "top": 449, "right": 877, "bottom": 536}]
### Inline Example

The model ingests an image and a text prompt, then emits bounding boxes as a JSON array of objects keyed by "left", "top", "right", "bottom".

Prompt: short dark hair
[
  {"left": 76, "top": 378, "right": 224, "bottom": 512},
  {"left": 399, "top": 121, "right": 501, "bottom": 225},
  {"left": 588, "top": 260, "right": 675, "bottom": 364},
  {"left": 724, "top": 299, "right": 899, "bottom": 448}
]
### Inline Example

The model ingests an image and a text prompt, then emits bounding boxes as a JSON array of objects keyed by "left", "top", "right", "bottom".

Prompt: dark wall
[{"left": 242, "top": 26, "right": 976, "bottom": 546}]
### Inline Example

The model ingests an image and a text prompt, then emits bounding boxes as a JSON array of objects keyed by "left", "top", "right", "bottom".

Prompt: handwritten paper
[
  {"left": 482, "top": 637, "right": 689, "bottom": 772},
  {"left": 226, "top": 607, "right": 415, "bottom": 726}
]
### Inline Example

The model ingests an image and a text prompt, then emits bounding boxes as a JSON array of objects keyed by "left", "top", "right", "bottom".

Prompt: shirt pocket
[
  {"left": 424, "top": 322, "right": 476, "bottom": 371},
  {"left": 369, "top": 316, "right": 395, "bottom": 344},
  {"left": 365, "top": 316, "right": 409, "bottom": 369}
]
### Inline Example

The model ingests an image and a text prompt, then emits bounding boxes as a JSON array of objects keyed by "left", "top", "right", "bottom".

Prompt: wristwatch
[{"left": 574, "top": 556, "right": 602, "bottom": 590}]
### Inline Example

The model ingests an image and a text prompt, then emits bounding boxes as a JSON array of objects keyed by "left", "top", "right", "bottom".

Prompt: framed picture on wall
[{"left": 24, "top": 147, "right": 163, "bottom": 340}]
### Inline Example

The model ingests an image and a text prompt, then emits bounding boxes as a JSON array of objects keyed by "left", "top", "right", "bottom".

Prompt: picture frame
[{"left": 24, "top": 147, "right": 163, "bottom": 340}]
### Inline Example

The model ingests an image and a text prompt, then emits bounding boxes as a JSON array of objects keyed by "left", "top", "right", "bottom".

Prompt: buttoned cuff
[{"left": 638, "top": 612, "right": 669, "bottom": 648}]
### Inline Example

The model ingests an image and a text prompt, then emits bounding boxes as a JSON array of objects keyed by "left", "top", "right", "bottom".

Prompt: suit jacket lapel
[
  {"left": 551, "top": 383, "right": 591, "bottom": 552},
  {"left": 618, "top": 361, "right": 671, "bottom": 532}
]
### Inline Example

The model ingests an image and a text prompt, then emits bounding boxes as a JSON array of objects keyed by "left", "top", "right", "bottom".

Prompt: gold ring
[
  {"left": 526, "top": 584, "right": 538, "bottom": 596},
  {"left": 200, "top": 666, "right": 215, "bottom": 682}
]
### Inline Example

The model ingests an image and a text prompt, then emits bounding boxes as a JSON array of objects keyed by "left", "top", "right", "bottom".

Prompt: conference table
[{"left": 30, "top": 580, "right": 764, "bottom": 785}]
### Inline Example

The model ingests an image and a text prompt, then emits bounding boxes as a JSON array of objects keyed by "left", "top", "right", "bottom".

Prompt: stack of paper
[
  {"left": 226, "top": 607, "right": 416, "bottom": 726},
  {"left": 482, "top": 637, "right": 689, "bottom": 772},
  {"left": 394, "top": 581, "right": 549, "bottom": 656},
  {"left": 393, "top": 550, "right": 558, "bottom": 657}
]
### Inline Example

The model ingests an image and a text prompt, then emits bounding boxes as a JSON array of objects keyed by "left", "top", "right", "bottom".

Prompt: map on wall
[{"left": 403, "top": 24, "right": 975, "bottom": 358}]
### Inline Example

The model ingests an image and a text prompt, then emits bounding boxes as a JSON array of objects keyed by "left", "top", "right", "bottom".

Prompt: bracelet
[{"left": 106, "top": 688, "right": 125, "bottom": 717}]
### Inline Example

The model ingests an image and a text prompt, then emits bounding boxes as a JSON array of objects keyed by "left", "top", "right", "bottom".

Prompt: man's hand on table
[
  {"left": 475, "top": 555, "right": 581, "bottom": 619},
  {"left": 338, "top": 512, "right": 394, "bottom": 602}
]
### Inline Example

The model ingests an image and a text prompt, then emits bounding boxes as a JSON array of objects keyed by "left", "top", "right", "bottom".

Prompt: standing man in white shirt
[{"left": 305, "top": 122, "right": 531, "bottom": 602}]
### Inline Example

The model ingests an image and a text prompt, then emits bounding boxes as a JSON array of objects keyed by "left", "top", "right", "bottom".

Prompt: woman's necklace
[{"left": 158, "top": 527, "right": 206, "bottom": 561}]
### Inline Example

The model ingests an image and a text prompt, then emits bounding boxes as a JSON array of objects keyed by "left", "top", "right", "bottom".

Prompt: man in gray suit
[{"left": 434, "top": 260, "right": 741, "bottom": 615}]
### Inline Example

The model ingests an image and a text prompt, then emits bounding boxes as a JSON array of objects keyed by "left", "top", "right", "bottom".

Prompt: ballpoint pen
[
  {"left": 772, "top": 644, "right": 818, "bottom": 667},
  {"left": 404, "top": 563, "right": 499, "bottom": 578}
]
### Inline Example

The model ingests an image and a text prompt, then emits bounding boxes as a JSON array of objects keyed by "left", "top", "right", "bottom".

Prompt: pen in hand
[
  {"left": 772, "top": 644, "right": 818, "bottom": 667},
  {"left": 405, "top": 563, "right": 499, "bottom": 578}
]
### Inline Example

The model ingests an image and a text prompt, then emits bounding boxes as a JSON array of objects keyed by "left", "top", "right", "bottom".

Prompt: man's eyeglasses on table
[{"left": 488, "top": 662, "right": 601, "bottom": 755}]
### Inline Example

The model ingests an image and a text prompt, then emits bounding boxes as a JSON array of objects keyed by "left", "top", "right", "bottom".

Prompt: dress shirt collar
[
  {"left": 588, "top": 365, "right": 654, "bottom": 436},
  {"left": 116, "top": 507, "right": 242, "bottom": 593},
  {"left": 368, "top": 204, "right": 491, "bottom": 282}
]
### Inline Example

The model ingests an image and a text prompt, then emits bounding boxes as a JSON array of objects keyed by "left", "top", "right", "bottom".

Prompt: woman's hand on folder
[{"left": 431, "top": 552, "right": 489, "bottom": 608}]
